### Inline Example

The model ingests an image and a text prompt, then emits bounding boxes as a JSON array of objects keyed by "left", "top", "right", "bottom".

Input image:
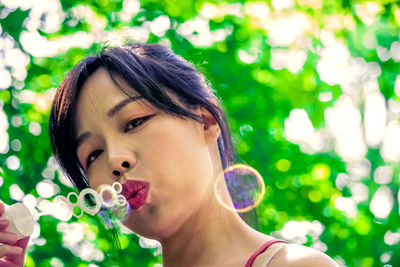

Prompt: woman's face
[{"left": 74, "top": 68, "right": 221, "bottom": 240}]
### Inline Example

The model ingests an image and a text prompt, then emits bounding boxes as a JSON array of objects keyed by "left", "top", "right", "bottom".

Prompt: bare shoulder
[{"left": 268, "top": 243, "right": 339, "bottom": 267}]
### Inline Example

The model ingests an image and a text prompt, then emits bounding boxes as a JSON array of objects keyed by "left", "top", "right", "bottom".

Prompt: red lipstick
[{"left": 121, "top": 180, "right": 150, "bottom": 210}]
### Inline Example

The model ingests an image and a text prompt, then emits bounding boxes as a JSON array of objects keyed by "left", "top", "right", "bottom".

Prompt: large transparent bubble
[{"left": 214, "top": 164, "right": 265, "bottom": 213}]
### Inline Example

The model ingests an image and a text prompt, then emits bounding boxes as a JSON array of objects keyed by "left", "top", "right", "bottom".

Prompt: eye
[
  {"left": 86, "top": 150, "right": 103, "bottom": 168},
  {"left": 124, "top": 114, "right": 154, "bottom": 132}
]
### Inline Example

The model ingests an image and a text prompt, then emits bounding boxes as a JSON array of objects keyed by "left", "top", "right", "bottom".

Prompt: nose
[{"left": 109, "top": 152, "right": 135, "bottom": 179}]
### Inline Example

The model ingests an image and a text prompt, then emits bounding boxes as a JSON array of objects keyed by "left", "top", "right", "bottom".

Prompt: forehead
[
  {"left": 74, "top": 68, "right": 139, "bottom": 131},
  {"left": 78, "top": 68, "right": 138, "bottom": 107}
]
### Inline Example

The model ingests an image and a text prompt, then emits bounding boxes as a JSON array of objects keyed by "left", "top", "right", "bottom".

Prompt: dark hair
[{"left": 49, "top": 43, "right": 234, "bottom": 191}]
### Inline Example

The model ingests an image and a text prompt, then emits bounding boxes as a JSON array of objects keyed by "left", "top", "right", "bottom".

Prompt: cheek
[
  {"left": 87, "top": 157, "right": 112, "bottom": 189},
  {"left": 145, "top": 126, "right": 213, "bottom": 202},
  {"left": 147, "top": 123, "right": 210, "bottom": 175}
]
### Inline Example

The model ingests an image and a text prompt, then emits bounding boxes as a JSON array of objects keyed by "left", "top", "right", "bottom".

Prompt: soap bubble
[
  {"left": 214, "top": 164, "right": 265, "bottom": 213},
  {"left": 99, "top": 199, "right": 130, "bottom": 223},
  {"left": 98, "top": 184, "right": 119, "bottom": 208},
  {"left": 78, "top": 188, "right": 101, "bottom": 216},
  {"left": 97, "top": 182, "right": 130, "bottom": 226},
  {"left": 113, "top": 182, "right": 122, "bottom": 193}
]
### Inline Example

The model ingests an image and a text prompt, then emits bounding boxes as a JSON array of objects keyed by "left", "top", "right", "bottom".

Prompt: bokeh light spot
[
  {"left": 29, "top": 122, "right": 41, "bottom": 136},
  {"left": 10, "top": 139, "right": 21, "bottom": 151},
  {"left": 370, "top": 186, "right": 393, "bottom": 219},
  {"left": 374, "top": 166, "right": 393, "bottom": 184},
  {"left": 308, "top": 190, "right": 323, "bottom": 202},
  {"left": 37, "top": 179, "right": 58, "bottom": 198},
  {"left": 0, "top": 69, "right": 12, "bottom": 89},
  {"left": 276, "top": 159, "right": 291, "bottom": 172},
  {"left": 6, "top": 155, "right": 20, "bottom": 170},
  {"left": 10, "top": 184, "right": 25, "bottom": 201},
  {"left": 312, "top": 163, "right": 331, "bottom": 180}
]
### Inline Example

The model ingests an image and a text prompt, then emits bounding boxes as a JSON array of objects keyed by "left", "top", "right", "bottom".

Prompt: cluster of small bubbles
[
  {"left": 47, "top": 182, "right": 129, "bottom": 227},
  {"left": 214, "top": 164, "right": 265, "bottom": 213},
  {"left": 97, "top": 182, "right": 130, "bottom": 227}
]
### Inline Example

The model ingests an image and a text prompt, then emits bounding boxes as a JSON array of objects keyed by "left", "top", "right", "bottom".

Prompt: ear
[{"left": 200, "top": 106, "right": 221, "bottom": 144}]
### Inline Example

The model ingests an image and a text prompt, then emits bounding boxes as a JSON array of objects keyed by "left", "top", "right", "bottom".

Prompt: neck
[{"left": 160, "top": 197, "right": 267, "bottom": 267}]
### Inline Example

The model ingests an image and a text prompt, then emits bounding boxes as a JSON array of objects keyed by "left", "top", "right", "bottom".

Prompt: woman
[{"left": 0, "top": 43, "right": 338, "bottom": 266}]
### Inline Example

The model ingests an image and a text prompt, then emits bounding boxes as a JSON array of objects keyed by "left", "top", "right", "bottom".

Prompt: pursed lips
[{"left": 121, "top": 180, "right": 150, "bottom": 210}]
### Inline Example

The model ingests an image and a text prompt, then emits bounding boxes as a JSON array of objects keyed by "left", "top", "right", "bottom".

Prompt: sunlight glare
[{"left": 274, "top": 220, "right": 324, "bottom": 244}]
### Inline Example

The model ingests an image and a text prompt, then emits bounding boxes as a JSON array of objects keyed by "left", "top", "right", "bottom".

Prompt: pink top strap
[{"left": 245, "top": 239, "right": 289, "bottom": 267}]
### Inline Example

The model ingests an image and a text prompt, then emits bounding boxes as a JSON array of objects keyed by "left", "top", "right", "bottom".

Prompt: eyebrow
[
  {"left": 76, "top": 96, "right": 143, "bottom": 150},
  {"left": 107, "top": 96, "right": 143, "bottom": 117}
]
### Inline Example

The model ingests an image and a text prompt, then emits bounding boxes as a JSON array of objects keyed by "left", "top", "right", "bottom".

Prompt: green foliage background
[{"left": 0, "top": 0, "right": 399, "bottom": 266}]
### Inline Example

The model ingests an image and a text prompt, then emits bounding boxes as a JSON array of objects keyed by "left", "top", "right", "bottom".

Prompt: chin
[
  {"left": 122, "top": 210, "right": 186, "bottom": 241},
  {"left": 123, "top": 222, "right": 175, "bottom": 241}
]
